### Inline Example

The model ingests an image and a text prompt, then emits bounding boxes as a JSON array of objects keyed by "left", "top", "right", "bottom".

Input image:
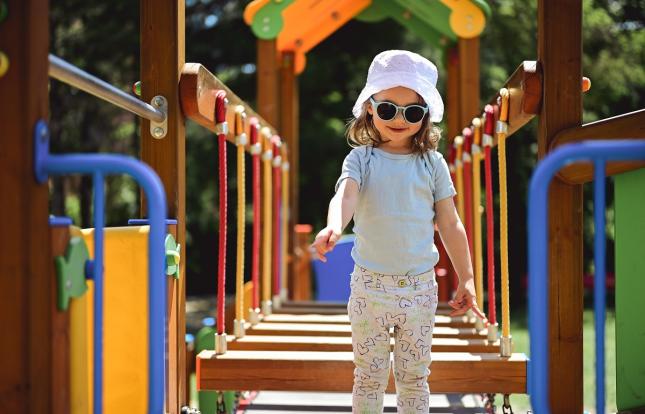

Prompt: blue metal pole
[
  {"left": 594, "top": 160, "right": 606, "bottom": 414},
  {"left": 93, "top": 172, "right": 105, "bottom": 414},
  {"left": 528, "top": 140, "right": 645, "bottom": 414},
  {"left": 34, "top": 120, "right": 167, "bottom": 414}
]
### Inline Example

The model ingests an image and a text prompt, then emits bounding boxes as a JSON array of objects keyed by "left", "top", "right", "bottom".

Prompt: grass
[{"left": 506, "top": 308, "right": 616, "bottom": 414}]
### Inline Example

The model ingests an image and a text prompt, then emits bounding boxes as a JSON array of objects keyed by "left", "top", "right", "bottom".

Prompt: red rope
[
  {"left": 462, "top": 127, "right": 474, "bottom": 262},
  {"left": 250, "top": 119, "right": 261, "bottom": 310},
  {"left": 483, "top": 105, "right": 496, "bottom": 326},
  {"left": 215, "top": 91, "right": 228, "bottom": 335},
  {"left": 272, "top": 136, "right": 282, "bottom": 296}
]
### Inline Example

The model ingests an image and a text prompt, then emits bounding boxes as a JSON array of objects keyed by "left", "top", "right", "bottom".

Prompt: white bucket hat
[{"left": 352, "top": 50, "right": 444, "bottom": 123}]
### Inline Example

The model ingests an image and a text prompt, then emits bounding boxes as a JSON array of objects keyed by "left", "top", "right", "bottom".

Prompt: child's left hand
[{"left": 448, "top": 278, "right": 488, "bottom": 324}]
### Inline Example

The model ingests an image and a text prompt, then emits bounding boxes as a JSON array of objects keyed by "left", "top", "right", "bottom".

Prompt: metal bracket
[{"left": 149, "top": 95, "right": 168, "bottom": 139}]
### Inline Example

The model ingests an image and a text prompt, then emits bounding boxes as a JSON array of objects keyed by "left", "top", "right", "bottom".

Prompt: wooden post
[
  {"left": 537, "top": 0, "right": 583, "bottom": 412},
  {"left": 0, "top": 0, "right": 52, "bottom": 412},
  {"left": 280, "top": 51, "right": 300, "bottom": 299},
  {"left": 458, "top": 37, "right": 481, "bottom": 126},
  {"left": 140, "top": 1, "right": 186, "bottom": 412},
  {"left": 257, "top": 39, "right": 280, "bottom": 128}
]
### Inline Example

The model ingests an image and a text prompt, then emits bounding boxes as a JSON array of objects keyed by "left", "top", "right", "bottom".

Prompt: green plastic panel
[
  {"left": 55, "top": 236, "right": 90, "bottom": 311},
  {"left": 395, "top": 0, "right": 455, "bottom": 41},
  {"left": 250, "top": 0, "right": 294, "bottom": 40},
  {"left": 615, "top": 167, "right": 645, "bottom": 411},
  {"left": 356, "top": 0, "right": 449, "bottom": 48}
]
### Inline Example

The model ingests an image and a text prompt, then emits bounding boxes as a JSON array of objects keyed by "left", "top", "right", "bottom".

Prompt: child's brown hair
[{"left": 345, "top": 98, "right": 442, "bottom": 154}]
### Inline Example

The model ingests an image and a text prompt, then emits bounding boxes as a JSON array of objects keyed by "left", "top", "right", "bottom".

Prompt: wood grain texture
[
  {"left": 0, "top": 1, "right": 51, "bottom": 412},
  {"left": 225, "top": 335, "right": 499, "bottom": 353},
  {"left": 245, "top": 323, "right": 486, "bottom": 339},
  {"left": 537, "top": 0, "right": 584, "bottom": 412},
  {"left": 197, "top": 350, "right": 527, "bottom": 394},
  {"left": 257, "top": 39, "right": 281, "bottom": 128},
  {"left": 180, "top": 63, "right": 279, "bottom": 139},
  {"left": 552, "top": 109, "right": 645, "bottom": 183},
  {"left": 280, "top": 51, "right": 299, "bottom": 299},
  {"left": 140, "top": 1, "right": 186, "bottom": 412}
]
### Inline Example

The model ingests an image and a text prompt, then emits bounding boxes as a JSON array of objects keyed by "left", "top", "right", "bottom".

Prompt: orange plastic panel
[{"left": 277, "top": 0, "right": 372, "bottom": 74}]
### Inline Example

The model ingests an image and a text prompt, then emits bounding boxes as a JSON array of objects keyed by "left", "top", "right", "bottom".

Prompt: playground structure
[{"left": 2, "top": 1, "right": 645, "bottom": 414}]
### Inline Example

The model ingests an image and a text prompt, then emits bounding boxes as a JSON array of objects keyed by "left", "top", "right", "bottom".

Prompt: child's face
[{"left": 367, "top": 86, "right": 425, "bottom": 151}]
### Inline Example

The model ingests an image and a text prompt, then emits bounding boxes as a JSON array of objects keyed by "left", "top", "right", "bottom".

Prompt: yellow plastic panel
[
  {"left": 277, "top": 0, "right": 372, "bottom": 74},
  {"left": 440, "top": 0, "right": 486, "bottom": 39},
  {"left": 79, "top": 226, "right": 150, "bottom": 414}
]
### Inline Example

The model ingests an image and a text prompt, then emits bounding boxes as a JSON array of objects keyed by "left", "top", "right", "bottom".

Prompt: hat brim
[{"left": 352, "top": 79, "right": 444, "bottom": 124}]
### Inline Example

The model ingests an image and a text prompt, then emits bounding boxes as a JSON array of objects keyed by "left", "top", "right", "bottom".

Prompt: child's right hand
[{"left": 311, "top": 227, "right": 341, "bottom": 262}]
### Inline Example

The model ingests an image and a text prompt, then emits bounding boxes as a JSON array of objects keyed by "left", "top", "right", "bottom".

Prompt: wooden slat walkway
[
  {"left": 262, "top": 313, "right": 475, "bottom": 328},
  {"left": 227, "top": 335, "right": 499, "bottom": 353},
  {"left": 245, "top": 323, "right": 485, "bottom": 339},
  {"left": 197, "top": 350, "right": 527, "bottom": 394},
  {"left": 241, "top": 391, "right": 485, "bottom": 413}
]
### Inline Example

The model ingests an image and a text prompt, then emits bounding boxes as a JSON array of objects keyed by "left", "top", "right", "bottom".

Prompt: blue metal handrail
[
  {"left": 34, "top": 120, "right": 167, "bottom": 414},
  {"left": 528, "top": 140, "right": 645, "bottom": 414}
]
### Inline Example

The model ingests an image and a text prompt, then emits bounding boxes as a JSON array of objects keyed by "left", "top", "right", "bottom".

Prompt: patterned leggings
[{"left": 348, "top": 265, "right": 438, "bottom": 414}]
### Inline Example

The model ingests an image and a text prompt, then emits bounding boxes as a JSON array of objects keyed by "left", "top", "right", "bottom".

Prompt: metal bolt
[
  {"left": 66, "top": 280, "right": 72, "bottom": 289},
  {"left": 153, "top": 96, "right": 164, "bottom": 107},
  {"left": 152, "top": 127, "right": 165, "bottom": 138},
  {"left": 40, "top": 126, "right": 48, "bottom": 142}
]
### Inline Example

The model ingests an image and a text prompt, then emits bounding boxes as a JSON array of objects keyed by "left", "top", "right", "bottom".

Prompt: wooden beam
[
  {"left": 197, "top": 350, "right": 527, "bottom": 394},
  {"left": 458, "top": 37, "right": 481, "bottom": 130},
  {"left": 226, "top": 335, "right": 499, "bottom": 353},
  {"left": 180, "top": 63, "right": 279, "bottom": 139},
  {"left": 491, "top": 60, "right": 542, "bottom": 137},
  {"left": 0, "top": 0, "right": 51, "bottom": 412},
  {"left": 245, "top": 323, "right": 485, "bottom": 339},
  {"left": 537, "top": 1, "right": 584, "bottom": 413},
  {"left": 140, "top": 1, "right": 185, "bottom": 412},
  {"left": 261, "top": 313, "right": 476, "bottom": 328},
  {"left": 257, "top": 39, "right": 280, "bottom": 128},
  {"left": 280, "top": 51, "right": 299, "bottom": 300},
  {"left": 551, "top": 109, "right": 645, "bottom": 183}
]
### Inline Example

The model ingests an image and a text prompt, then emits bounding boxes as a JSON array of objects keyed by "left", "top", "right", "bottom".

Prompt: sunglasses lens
[
  {"left": 404, "top": 106, "right": 426, "bottom": 123},
  {"left": 376, "top": 102, "right": 397, "bottom": 121}
]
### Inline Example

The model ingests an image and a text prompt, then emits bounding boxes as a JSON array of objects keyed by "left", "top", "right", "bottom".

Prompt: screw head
[
  {"left": 153, "top": 96, "right": 164, "bottom": 107},
  {"left": 152, "top": 127, "right": 165, "bottom": 138}
]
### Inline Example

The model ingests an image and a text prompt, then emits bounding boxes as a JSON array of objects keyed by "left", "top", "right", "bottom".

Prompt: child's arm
[
  {"left": 311, "top": 178, "right": 359, "bottom": 262},
  {"left": 435, "top": 197, "right": 486, "bottom": 320}
]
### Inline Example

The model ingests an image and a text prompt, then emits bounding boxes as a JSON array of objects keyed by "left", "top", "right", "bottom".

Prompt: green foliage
[{"left": 49, "top": 0, "right": 645, "bottom": 296}]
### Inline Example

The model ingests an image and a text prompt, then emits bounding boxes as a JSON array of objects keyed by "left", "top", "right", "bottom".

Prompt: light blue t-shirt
[{"left": 335, "top": 146, "right": 456, "bottom": 275}]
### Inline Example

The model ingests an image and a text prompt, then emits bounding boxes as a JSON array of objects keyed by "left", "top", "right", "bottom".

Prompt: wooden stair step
[
  {"left": 261, "top": 313, "right": 475, "bottom": 328},
  {"left": 197, "top": 350, "right": 527, "bottom": 394},
  {"left": 245, "top": 323, "right": 485, "bottom": 339},
  {"left": 227, "top": 335, "right": 500, "bottom": 353}
]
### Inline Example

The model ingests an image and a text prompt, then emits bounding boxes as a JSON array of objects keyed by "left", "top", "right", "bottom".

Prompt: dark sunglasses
[{"left": 369, "top": 97, "right": 429, "bottom": 124}]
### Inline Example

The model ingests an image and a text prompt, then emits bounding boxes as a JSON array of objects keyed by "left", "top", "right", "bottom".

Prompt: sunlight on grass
[{"left": 507, "top": 309, "right": 616, "bottom": 414}]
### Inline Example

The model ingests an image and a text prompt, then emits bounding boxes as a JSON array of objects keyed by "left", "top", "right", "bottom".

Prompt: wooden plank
[
  {"left": 51, "top": 226, "right": 72, "bottom": 414},
  {"left": 140, "top": 1, "right": 185, "bottom": 412},
  {"left": 257, "top": 39, "right": 280, "bottom": 128},
  {"left": 197, "top": 350, "right": 527, "bottom": 394},
  {"left": 280, "top": 51, "right": 299, "bottom": 299},
  {"left": 458, "top": 37, "right": 481, "bottom": 132},
  {"left": 226, "top": 335, "right": 499, "bottom": 353},
  {"left": 493, "top": 60, "right": 543, "bottom": 137},
  {"left": 261, "top": 313, "right": 475, "bottom": 328},
  {"left": 551, "top": 109, "right": 645, "bottom": 183},
  {"left": 0, "top": 1, "right": 51, "bottom": 412},
  {"left": 179, "top": 63, "right": 279, "bottom": 139},
  {"left": 245, "top": 323, "right": 485, "bottom": 339},
  {"left": 537, "top": 0, "right": 584, "bottom": 413}
]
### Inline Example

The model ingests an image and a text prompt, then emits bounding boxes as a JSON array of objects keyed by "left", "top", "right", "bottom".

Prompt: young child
[{"left": 311, "top": 50, "right": 483, "bottom": 413}]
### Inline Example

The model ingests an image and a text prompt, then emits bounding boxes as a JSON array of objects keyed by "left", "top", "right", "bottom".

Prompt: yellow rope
[
  {"left": 471, "top": 118, "right": 484, "bottom": 308},
  {"left": 261, "top": 127, "right": 273, "bottom": 311},
  {"left": 454, "top": 135, "right": 465, "bottom": 221},
  {"left": 234, "top": 107, "right": 246, "bottom": 327},
  {"left": 281, "top": 144, "right": 290, "bottom": 299},
  {"left": 497, "top": 88, "right": 511, "bottom": 340}
]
